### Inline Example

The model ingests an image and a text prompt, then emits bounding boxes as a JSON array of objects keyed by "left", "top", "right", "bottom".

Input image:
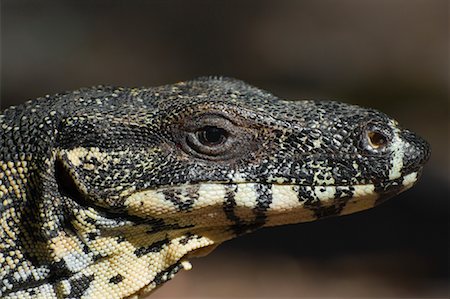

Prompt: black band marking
[
  {"left": 109, "top": 274, "right": 123, "bottom": 284},
  {"left": 223, "top": 184, "right": 247, "bottom": 235},
  {"left": 162, "top": 188, "right": 196, "bottom": 212},
  {"left": 64, "top": 274, "right": 95, "bottom": 298},
  {"left": 134, "top": 238, "right": 170, "bottom": 258}
]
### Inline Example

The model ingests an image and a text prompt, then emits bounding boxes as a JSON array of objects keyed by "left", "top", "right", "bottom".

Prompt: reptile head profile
[{"left": 0, "top": 77, "right": 430, "bottom": 298}]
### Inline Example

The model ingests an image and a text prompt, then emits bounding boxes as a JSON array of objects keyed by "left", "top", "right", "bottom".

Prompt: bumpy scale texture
[{"left": 0, "top": 77, "right": 430, "bottom": 298}]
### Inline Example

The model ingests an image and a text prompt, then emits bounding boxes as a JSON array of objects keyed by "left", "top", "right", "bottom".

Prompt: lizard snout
[{"left": 400, "top": 129, "right": 431, "bottom": 175}]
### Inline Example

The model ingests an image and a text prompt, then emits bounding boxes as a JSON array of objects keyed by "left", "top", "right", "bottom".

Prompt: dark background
[{"left": 1, "top": 0, "right": 448, "bottom": 297}]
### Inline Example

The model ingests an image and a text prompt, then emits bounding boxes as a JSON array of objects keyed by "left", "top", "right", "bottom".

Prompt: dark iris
[
  {"left": 197, "top": 126, "right": 227, "bottom": 146},
  {"left": 367, "top": 131, "right": 387, "bottom": 148}
]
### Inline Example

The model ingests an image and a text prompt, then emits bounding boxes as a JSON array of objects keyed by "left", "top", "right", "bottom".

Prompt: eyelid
[{"left": 182, "top": 113, "right": 236, "bottom": 132}]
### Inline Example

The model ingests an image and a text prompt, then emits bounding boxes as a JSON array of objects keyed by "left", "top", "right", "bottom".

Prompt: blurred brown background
[{"left": 1, "top": 0, "right": 448, "bottom": 298}]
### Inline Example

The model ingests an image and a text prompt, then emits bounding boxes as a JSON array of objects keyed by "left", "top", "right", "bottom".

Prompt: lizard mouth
[{"left": 124, "top": 170, "right": 420, "bottom": 229}]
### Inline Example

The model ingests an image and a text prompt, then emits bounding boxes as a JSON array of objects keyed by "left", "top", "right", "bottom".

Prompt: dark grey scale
[
  {"left": 63, "top": 274, "right": 95, "bottom": 299},
  {"left": 50, "top": 260, "right": 75, "bottom": 278},
  {"left": 92, "top": 254, "right": 105, "bottom": 262},
  {"left": 152, "top": 262, "right": 184, "bottom": 287},
  {"left": 108, "top": 274, "right": 123, "bottom": 284},
  {"left": 134, "top": 237, "right": 170, "bottom": 258},
  {"left": 81, "top": 243, "right": 90, "bottom": 254},
  {"left": 161, "top": 189, "right": 195, "bottom": 212},
  {"left": 86, "top": 232, "right": 98, "bottom": 241},
  {"left": 316, "top": 173, "right": 325, "bottom": 181},
  {"left": 296, "top": 185, "right": 315, "bottom": 203},
  {"left": 116, "top": 235, "right": 126, "bottom": 243},
  {"left": 374, "top": 177, "right": 405, "bottom": 204},
  {"left": 84, "top": 217, "right": 97, "bottom": 225},
  {"left": 178, "top": 232, "right": 197, "bottom": 245},
  {"left": 86, "top": 156, "right": 103, "bottom": 168},
  {"left": 334, "top": 186, "right": 355, "bottom": 199}
]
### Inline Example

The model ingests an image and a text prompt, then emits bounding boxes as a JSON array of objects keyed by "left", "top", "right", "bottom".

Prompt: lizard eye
[
  {"left": 175, "top": 112, "right": 257, "bottom": 161},
  {"left": 197, "top": 126, "right": 228, "bottom": 146},
  {"left": 186, "top": 125, "right": 230, "bottom": 156}
]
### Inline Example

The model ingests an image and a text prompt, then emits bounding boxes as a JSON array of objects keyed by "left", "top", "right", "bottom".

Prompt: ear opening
[{"left": 55, "top": 157, "right": 85, "bottom": 202}]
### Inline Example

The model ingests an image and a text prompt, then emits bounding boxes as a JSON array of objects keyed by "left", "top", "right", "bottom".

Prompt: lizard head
[
  {"left": 58, "top": 77, "right": 430, "bottom": 219},
  {"left": 52, "top": 77, "right": 430, "bottom": 297}
]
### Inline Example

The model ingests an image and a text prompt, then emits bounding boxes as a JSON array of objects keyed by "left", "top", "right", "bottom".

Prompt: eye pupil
[
  {"left": 198, "top": 126, "right": 227, "bottom": 145},
  {"left": 367, "top": 131, "right": 387, "bottom": 148}
]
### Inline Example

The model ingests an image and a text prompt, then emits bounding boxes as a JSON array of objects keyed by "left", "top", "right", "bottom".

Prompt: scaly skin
[{"left": 0, "top": 77, "right": 430, "bottom": 298}]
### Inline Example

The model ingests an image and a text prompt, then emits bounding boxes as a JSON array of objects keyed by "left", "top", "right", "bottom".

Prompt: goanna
[{"left": 0, "top": 77, "right": 430, "bottom": 298}]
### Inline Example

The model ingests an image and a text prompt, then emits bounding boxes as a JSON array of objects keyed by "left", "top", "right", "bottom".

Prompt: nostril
[
  {"left": 418, "top": 138, "right": 431, "bottom": 164},
  {"left": 360, "top": 124, "right": 392, "bottom": 154},
  {"left": 367, "top": 131, "right": 388, "bottom": 149},
  {"left": 401, "top": 130, "right": 431, "bottom": 169}
]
